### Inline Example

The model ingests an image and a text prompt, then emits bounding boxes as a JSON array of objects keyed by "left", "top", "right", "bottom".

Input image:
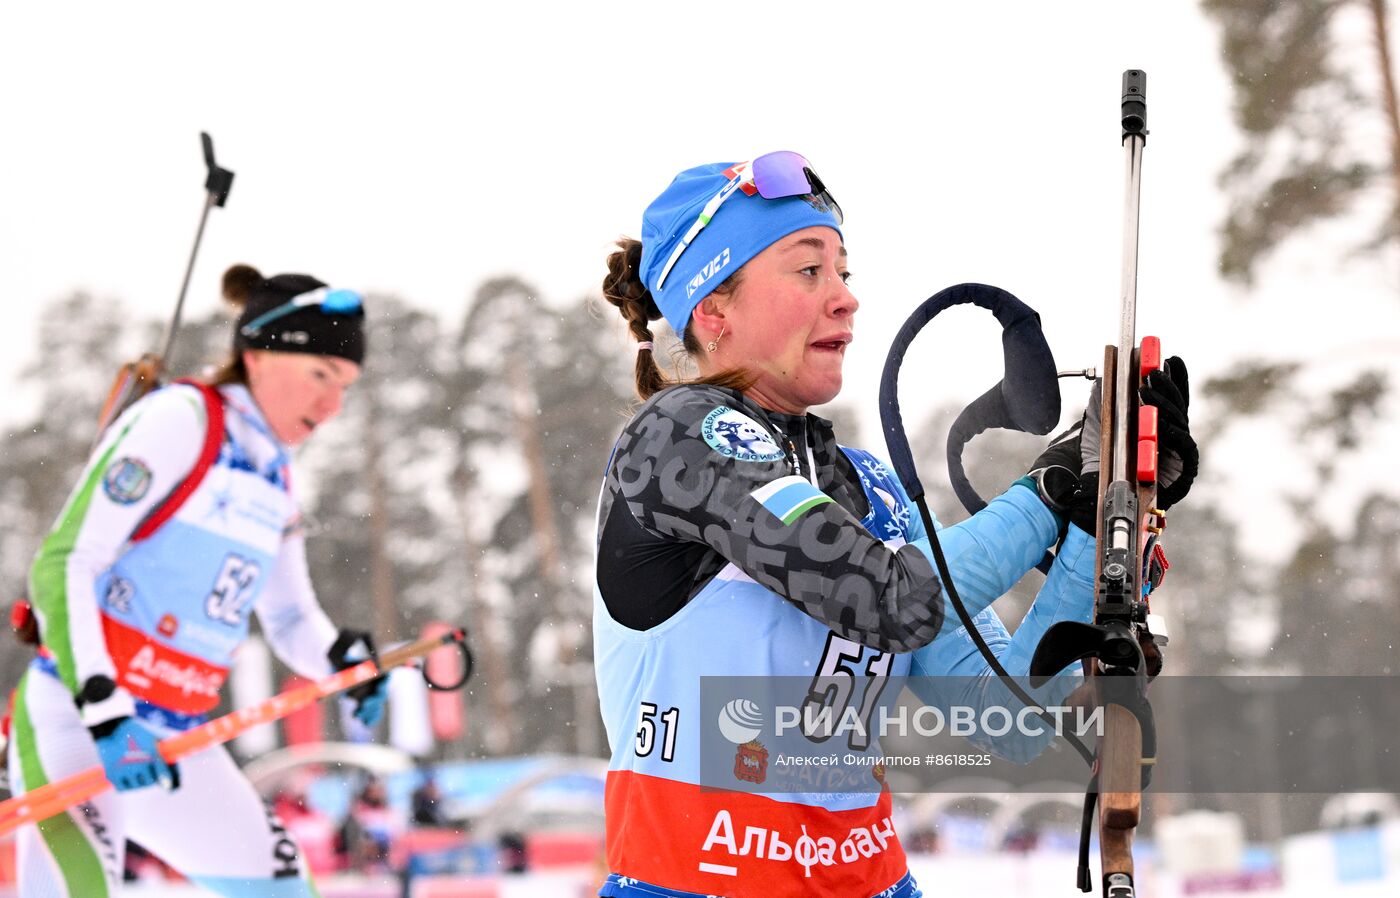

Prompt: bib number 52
[{"left": 206, "top": 553, "right": 261, "bottom": 626}]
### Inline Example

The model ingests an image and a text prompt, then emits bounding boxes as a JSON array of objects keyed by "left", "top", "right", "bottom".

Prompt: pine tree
[
  {"left": 447, "top": 278, "right": 629, "bottom": 757},
  {"left": 1202, "top": 0, "right": 1400, "bottom": 284}
]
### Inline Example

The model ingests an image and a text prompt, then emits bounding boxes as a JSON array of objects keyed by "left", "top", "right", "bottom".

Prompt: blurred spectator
[
  {"left": 338, "top": 777, "right": 401, "bottom": 873},
  {"left": 411, "top": 775, "right": 447, "bottom": 828},
  {"left": 904, "top": 828, "right": 941, "bottom": 854},
  {"left": 1002, "top": 824, "right": 1039, "bottom": 854},
  {"left": 498, "top": 831, "right": 527, "bottom": 873},
  {"left": 272, "top": 789, "right": 337, "bottom": 875}
]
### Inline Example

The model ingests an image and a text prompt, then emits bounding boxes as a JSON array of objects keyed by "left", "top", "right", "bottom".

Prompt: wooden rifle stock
[
  {"left": 1092, "top": 342, "right": 1157, "bottom": 896},
  {"left": 94, "top": 352, "right": 165, "bottom": 438}
]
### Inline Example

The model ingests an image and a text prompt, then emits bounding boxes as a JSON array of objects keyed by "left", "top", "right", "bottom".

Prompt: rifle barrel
[
  {"left": 1114, "top": 131, "right": 1145, "bottom": 484},
  {"left": 162, "top": 191, "right": 217, "bottom": 362}
]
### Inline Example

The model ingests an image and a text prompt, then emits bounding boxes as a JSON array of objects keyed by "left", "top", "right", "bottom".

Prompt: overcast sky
[{"left": 4, "top": 1, "right": 1398, "bottom": 561}]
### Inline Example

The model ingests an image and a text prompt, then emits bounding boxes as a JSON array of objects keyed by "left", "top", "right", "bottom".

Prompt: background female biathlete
[{"left": 8, "top": 264, "right": 385, "bottom": 897}]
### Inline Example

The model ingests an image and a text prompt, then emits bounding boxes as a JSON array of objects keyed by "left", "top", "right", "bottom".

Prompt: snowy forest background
[{"left": 2, "top": 0, "right": 1399, "bottom": 843}]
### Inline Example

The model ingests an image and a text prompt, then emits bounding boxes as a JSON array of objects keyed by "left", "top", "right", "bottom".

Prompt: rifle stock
[
  {"left": 1092, "top": 341, "right": 1157, "bottom": 896},
  {"left": 94, "top": 352, "right": 165, "bottom": 438}
]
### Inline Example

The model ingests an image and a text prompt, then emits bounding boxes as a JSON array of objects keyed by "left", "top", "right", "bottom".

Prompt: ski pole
[
  {"left": 94, "top": 132, "right": 235, "bottom": 438},
  {"left": 0, "top": 627, "right": 465, "bottom": 837}
]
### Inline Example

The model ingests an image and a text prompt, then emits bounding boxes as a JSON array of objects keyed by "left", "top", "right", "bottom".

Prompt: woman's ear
[
  {"left": 241, "top": 349, "right": 264, "bottom": 389},
  {"left": 691, "top": 294, "right": 729, "bottom": 345}
]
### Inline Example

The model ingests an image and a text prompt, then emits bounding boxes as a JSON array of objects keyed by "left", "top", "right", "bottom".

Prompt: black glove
[
  {"left": 1028, "top": 355, "right": 1200, "bottom": 530},
  {"left": 1140, "top": 355, "right": 1198, "bottom": 510},
  {"left": 328, "top": 630, "right": 388, "bottom": 728},
  {"left": 1026, "top": 384, "right": 1101, "bottom": 535}
]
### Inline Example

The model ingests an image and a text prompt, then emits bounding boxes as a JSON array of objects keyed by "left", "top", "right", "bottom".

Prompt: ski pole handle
[
  {"left": 162, "top": 629, "right": 463, "bottom": 759},
  {"left": 0, "top": 627, "right": 465, "bottom": 837}
]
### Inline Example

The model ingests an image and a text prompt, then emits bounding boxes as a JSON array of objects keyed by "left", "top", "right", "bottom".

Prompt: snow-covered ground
[{"left": 5, "top": 838, "right": 1399, "bottom": 898}]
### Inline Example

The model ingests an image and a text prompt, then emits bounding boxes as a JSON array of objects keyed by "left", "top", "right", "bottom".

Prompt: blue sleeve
[
  {"left": 905, "top": 482, "right": 1062, "bottom": 623},
  {"left": 908, "top": 521, "right": 1098, "bottom": 763}
]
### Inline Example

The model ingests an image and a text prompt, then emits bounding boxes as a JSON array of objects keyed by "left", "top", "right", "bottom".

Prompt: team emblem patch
[
  {"left": 102, "top": 457, "right": 153, "bottom": 505},
  {"left": 701, "top": 407, "right": 785, "bottom": 462},
  {"left": 734, "top": 740, "right": 769, "bottom": 784}
]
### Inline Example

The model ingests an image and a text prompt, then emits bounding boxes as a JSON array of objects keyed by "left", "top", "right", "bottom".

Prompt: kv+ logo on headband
[{"left": 687, "top": 248, "right": 731, "bottom": 299}]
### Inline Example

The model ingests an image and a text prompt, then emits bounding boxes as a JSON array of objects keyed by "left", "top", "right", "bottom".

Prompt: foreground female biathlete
[
  {"left": 9, "top": 265, "right": 385, "bottom": 897},
  {"left": 594, "top": 153, "right": 1196, "bottom": 897}
]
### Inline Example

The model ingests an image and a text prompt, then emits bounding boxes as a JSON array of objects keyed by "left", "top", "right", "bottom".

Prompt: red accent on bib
[
  {"left": 102, "top": 614, "right": 228, "bottom": 713},
  {"left": 605, "top": 770, "right": 906, "bottom": 897}
]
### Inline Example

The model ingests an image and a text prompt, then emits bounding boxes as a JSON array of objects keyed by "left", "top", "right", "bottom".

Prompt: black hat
[{"left": 224, "top": 265, "right": 366, "bottom": 365}]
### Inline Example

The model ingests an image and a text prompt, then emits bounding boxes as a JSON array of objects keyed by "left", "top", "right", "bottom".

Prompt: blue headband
[{"left": 638, "top": 161, "right": 843, "bottom": 335}]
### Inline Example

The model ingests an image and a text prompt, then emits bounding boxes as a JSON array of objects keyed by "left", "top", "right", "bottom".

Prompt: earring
[{"left": 707, "top": 325, "right": 726, "bottom": 353}]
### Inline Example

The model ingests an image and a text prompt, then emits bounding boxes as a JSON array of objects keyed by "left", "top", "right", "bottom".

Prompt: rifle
[
  {"left": 8, "top": 134, "right": 234, "bottom": 649},
  {"left": 1026, "top": 68, "right": 1163, "bottom": 897},
  {"left": 879, "top": 70, "right": 1167, "bottom": 896},
  {"left": 93, "top": 132, "right": 235, "bottom": 438}
]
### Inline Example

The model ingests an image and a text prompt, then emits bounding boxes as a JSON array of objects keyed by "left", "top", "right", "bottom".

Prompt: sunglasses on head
[
  {"left": 239, "top": 287, "right": 364, "bottom": 338},
  {"left": 654, "top": 151, "right": 842, "bottom": 291}
]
